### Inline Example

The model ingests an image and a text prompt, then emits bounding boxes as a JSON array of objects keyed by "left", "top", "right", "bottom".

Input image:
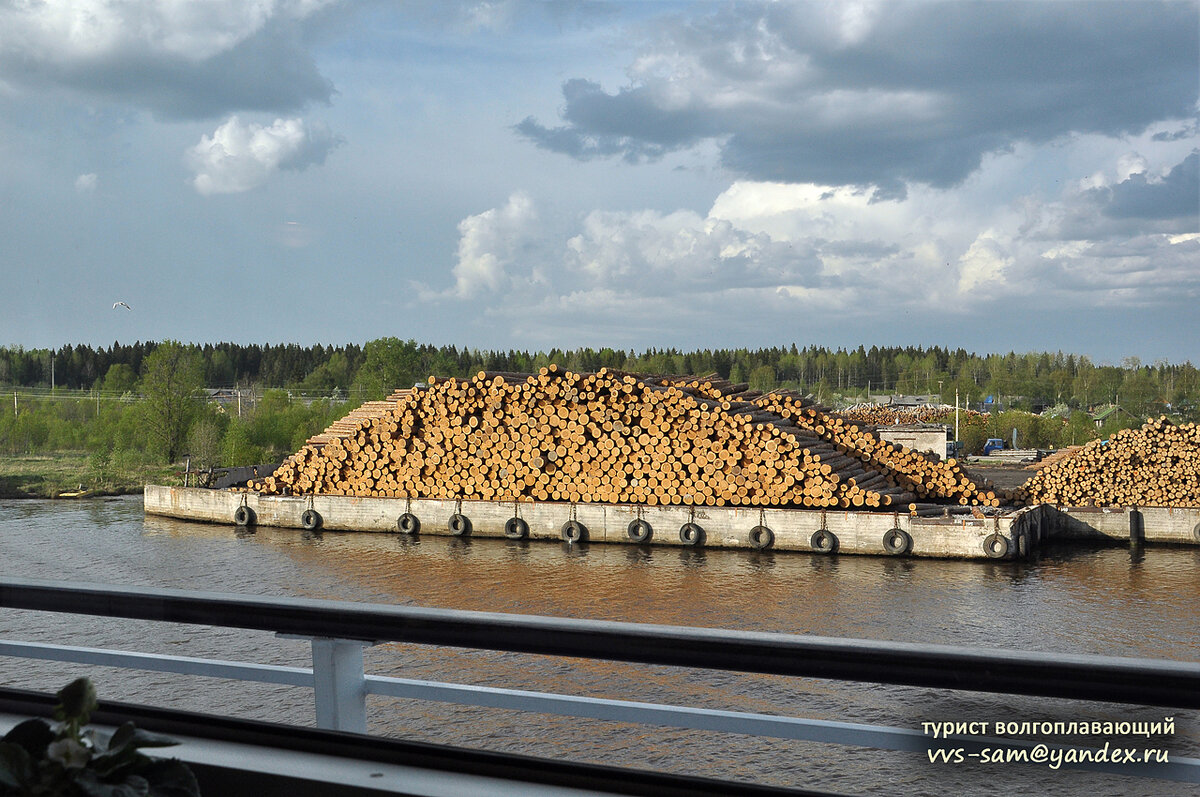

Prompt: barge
[
  {"left": 146, "top": 485, "right": 1048, "bottom": 560},
  {"left": 144, "top": 486, "right": 1200, "bottom": 561}
]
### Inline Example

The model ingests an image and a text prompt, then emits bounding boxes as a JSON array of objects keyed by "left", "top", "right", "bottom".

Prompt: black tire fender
[
  {"left": 679, "top": 522, "right": 705, "bottom": 547},
  {"left": 233, "top": 506, "right": 255, "bottom": 527},
  {"left": 810, "top": 529, "right": 838, "bottom": 554},
  {"left": 449, "top": 513, "right": 471, "bottom": 536},
  {"left": 561, "top": 520, "right": 587, "bottom": 543},
  {"left": 397, "top": 513, "right": 420, "bottom": 535},
  {"left": 748, "top": 525, "right": 774, "bottom": 550},
  {"left": 882, "top": 528, "right": 912, "bottom": 556},
  {"left": 627, "top": 519, "right": 652, "bottom": 543},
  {"left": 301, "top": 509, "right": 322, "bottom": 531},
  {"left": 983, "top": 533, "right": 1009, "bottom": 559},
  {"left": 504, "top": 517, "right": 529, "bottom": 539}
]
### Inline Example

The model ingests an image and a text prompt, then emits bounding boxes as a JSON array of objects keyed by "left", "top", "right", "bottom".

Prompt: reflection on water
[{"left": 0, "top": 496, "right": 1197, "bottom": 795}]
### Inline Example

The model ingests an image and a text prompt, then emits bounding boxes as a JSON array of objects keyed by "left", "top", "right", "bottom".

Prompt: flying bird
[{"left": 113, "top": 301, "right": 131, "bottom": 311}]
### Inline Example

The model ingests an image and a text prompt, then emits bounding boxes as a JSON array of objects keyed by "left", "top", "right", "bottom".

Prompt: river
[{"left": 0, "top": 495, "right": 1196, "bottom": 795}]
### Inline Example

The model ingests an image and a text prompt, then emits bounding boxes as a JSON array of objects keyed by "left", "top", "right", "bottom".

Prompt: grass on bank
[{"left": 0, "top": 452, "right": 180, "bottom": 498}]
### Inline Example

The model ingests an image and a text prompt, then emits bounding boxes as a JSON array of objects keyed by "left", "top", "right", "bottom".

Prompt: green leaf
[
  {"left": 124, "top": 729, "right": 179, "bottom": 752},
  {"left": 75, "top": 769, "right": 150, "bottom": 797},
  {"left": 0, "top": 743, "right": 32, "bottom": 789},
  {"left": 142, "top": 759, "right": 201, "bottom": 797},
  {"left": 92, "top": 722, "right": 179, "bottom": 778},
  {"left": 1, "top": 718, "right": 53, "bottom": 758}
]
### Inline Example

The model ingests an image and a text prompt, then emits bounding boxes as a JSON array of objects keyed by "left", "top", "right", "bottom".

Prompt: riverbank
[{"left": 0, "top": 453, "right": 177, "bottom": 498}]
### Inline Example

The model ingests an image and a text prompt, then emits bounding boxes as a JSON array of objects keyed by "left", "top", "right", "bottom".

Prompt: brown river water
[{"left": 0, "top": 495, "right": 1196, "bottom": 795}]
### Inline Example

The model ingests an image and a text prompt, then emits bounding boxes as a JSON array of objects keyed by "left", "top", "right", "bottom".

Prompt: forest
[{"left": 1, "top": 340, "right": 1196, "bottom": 483}]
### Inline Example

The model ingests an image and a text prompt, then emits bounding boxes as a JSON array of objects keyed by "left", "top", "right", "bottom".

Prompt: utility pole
[{"left": 955, "top": 388, "right": 960, "bottom": 444}]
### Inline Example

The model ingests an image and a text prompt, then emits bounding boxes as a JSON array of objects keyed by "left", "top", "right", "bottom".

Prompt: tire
[
  {"left": 1016, "top": 532, "right": 1028, "bottom": 558},
  {"left": 679, "top": 522, "right": 705, "bottom": 547},
  {"left": 449, "top": 513, "right": 471, "bottom": 537},
  {"left": 1193, "top": 522, "right": 1200, "bottom": 544},
  {"left": 748, "top": 525, "right": 774, "bottom": 550},
  {"left": 561, "top": 520, "right": 587, "bottom": 543},
  {"left": 504, "top": 517, "right": 529, "bottom": 539},
  {"left": 983, "top": 533, "right": 1009, "bottom": 559},
  {"left": 810, "top": 529, "right": 838, "bottom": 554},
  {"left": 397, "top": 513, "right": 420, "bottom": 535},
  {"left": 233, "top": 506, "right": 255, "bottom": 527},
  {"left": 627, "top": 519, "right": 652, "bottom": 543},
  {"left": 882, "top": 528, "right": 912, "bottom": 556},
  {"left": 301, "top": 509, "right": 322, "bottom": 531}
]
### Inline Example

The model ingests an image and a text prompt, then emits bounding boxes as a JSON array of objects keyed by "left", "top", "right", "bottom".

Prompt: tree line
[
  {"left": 2, "top": 340, "right": 1196, "bottom": 417},
  {"left": 1, "top": 339, "right": 1196, "bottom": 472}
]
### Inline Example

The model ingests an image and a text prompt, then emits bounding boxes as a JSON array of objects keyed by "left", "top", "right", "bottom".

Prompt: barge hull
[{"left": 144, "top": 486, "right": 1042, "bottom": 560}]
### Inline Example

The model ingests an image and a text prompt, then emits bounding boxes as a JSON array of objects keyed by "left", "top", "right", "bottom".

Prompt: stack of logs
[
  {"left": 837, "top": 403, "right": 990, "bottom": 426},
  {"left": 1024, "top": 446, "right": 1082, "bottom": 471},
  {"left": 1021, "top": 417, "right": 1200, "bottom": 507},
  {"left": 248, "top": 367, "right": 1014, "bottom": 510},
  {"left": 654, "top": 376, "right": 1011, "bottom": 507}
]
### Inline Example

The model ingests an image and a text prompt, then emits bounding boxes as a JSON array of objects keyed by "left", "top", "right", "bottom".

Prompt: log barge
[{"left": 143, "top": 366, "right": 1200, "bottom": 560}]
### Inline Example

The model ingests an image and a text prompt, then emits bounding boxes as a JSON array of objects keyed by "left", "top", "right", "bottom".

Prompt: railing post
[{"left": 310, "top": 638, "right": 369, "bottom": 733}]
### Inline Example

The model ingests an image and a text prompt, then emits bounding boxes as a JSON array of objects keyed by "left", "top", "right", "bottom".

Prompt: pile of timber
[
  {"left": 1020, "top": 417, "right": 1200, "bottom": 507},
  {"left": 248, "top": 367, "right": 1016, "bottom": 509},
  {"left": 1025, "top": 446, "right": 1082, "bottom": 470},
  {"left": 838, "top": 403, "right": 989, "bottom": 426},
  {"left": 747, "top": 390, "right": 1012, "bottom": 507}
]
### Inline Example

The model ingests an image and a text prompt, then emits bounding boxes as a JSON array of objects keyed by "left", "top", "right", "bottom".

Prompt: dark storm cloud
[
  {"left": 1103, "top": 152, "right": 1199, "bottom": 220},
  {"left": 515, "top": 1, "right": 1199, "bottom": 192},
  {"left": 515, "top": 78, "right": 717, "bottom": 162}
]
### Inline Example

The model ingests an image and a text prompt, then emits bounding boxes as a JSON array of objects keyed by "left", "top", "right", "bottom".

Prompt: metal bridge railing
[{"left": 0, "top": 578, "right": 1196, "bottom": 784}]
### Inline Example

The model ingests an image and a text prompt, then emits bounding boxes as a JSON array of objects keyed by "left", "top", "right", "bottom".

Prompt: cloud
[
  {"left": 445, "top": 191, "right": 541, "bottom": 297},
  {"left": 74, "top": 173, "right": 98, "bottom": 193},
  {"left": 433, "top": 135, "right": 1200, "bottom": 345},
  {"left": 0, "top": 0, "right": 337, "bottom": 118},
  {"left": 516, "top": 1, "right": 1199, "bottom": 194},
  {"left": 186, "top": 116, "right": 340, "bottom": 195},
  {"left": 1102, "top": 151, "right": 1199, "bottom": 221}
]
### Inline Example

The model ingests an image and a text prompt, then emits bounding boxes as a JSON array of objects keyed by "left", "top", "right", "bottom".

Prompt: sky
[{"left": 0, "top": 0, "right": 1197, "bottom": 364}]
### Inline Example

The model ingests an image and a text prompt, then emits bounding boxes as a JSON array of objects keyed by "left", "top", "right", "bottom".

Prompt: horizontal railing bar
[
  {"left": 0, "top": 641, "right": 313, "bottom": 687},
  {"left": 364, "top": 676, "right": 1200, "bottom": 783},
  {"left": 2, "top": 639, "right": 1190, "bottom": 783},
  {"left": 367, "top": 674, "right": 923, "bottom": 746},
  {"left": 1, "top": 579, "right": 1197, "bottom": 708}
]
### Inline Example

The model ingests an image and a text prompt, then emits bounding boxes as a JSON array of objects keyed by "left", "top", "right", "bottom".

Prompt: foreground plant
[{"left": 0, "top": 677, "right": 200, "bottom": 796}]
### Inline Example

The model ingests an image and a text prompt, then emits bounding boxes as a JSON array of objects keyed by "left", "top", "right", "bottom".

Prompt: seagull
[{"left": 113, "top": 301, "right": 131, "bottom": 311}]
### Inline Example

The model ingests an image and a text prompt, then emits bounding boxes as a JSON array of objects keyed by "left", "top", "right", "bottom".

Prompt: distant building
[
  {"left": 205, "top": 388, "right": 238, "bottom": 405},
  {"left": 1090, "top": 404, "right": 1138, "bottom": 429},
  {"left": 875, "top": 394, "right": 941, "bottom": 407},
  {"left": 876, "top": 424, "right": 953, "bottom": 458}
]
